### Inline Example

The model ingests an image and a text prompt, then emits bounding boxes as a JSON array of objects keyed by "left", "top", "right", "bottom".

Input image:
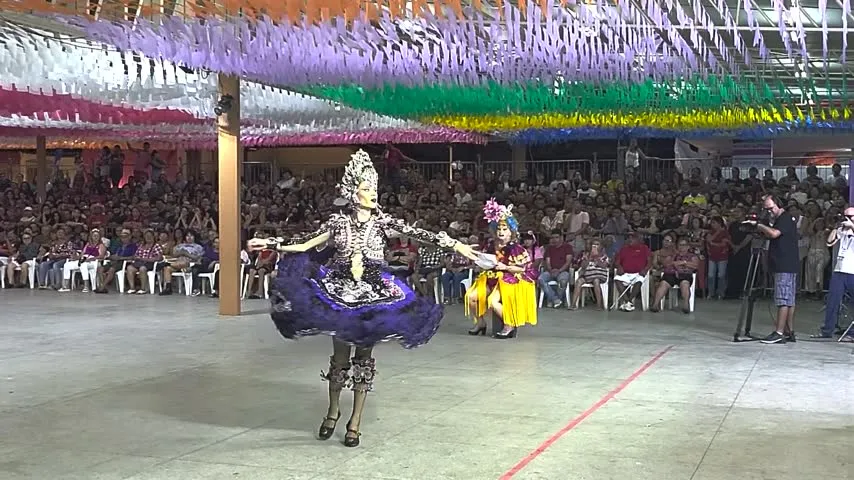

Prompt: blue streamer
[{"left": 505, "top": 120, "right": 854, "bottom": 144}]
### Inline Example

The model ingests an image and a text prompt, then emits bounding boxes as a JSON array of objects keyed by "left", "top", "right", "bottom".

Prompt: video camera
[{"left": 744, "top": 208, "right": 773, "bottom": 228}]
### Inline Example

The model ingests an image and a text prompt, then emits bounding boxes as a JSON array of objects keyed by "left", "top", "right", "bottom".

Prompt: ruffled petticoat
[{"left": 270, "top": 254, "right": 443, "bottom": 348}]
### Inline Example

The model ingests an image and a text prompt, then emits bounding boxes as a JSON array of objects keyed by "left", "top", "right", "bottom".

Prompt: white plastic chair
[
  {"left": 537, "top": 278, "right": 571, "bottom": 308},
  {"left": 611, "top": 272, "right": 650, "bottom": 311},
  {"left": 0, "top": 257, "right": 7, "bottom": 289},
  {"left": 71, "top": 260, "right": 100, "bottom": 291},
  {"left": 574, "top": 269, "right": 610, "bottom": 309},
  {"left": 163, "top": 262, "right": 195, "bottom": 296},
  {"left": 8, "top": 259, "right": 37, "bottom": 289},
  {"left": 116, "top": 261, "right": 129, "bottom": 293},
  {"left": 658, "top": 273, "right": 697, "bottom": 312},
  {"left": 439, "top": 268, "right": 474, "bottom": 303},
  {"left": 64, "top": 260, "right": 81, "bottom": 290},
  {"left": 198, "top": 263, "right": 220, "bottom": 295},
  {"left": 419, "top": 272, "right": 442, "bottom": 303},
  {"left": 241, "top": 269, "right": 271, "bottom": 299},
  {"left": 117, "top": 260, "right": 161, "bottom": 294}
]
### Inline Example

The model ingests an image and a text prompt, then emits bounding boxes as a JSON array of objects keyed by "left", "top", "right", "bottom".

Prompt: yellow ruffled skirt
[{"left": 465, "top": 272, "right": 537, "bottom": 328}]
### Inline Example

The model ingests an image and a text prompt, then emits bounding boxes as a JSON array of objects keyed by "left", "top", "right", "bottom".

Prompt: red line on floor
[{"left": 498, "top": 345, "right": 675, "bottom": 480}]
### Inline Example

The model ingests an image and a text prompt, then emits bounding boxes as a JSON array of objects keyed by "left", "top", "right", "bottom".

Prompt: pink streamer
[
  {"left": 0, "top": 89, "right": 203, "bottom": 125},
  {"left": 0, "top": 126, "right": 488, "bottom": 148}
]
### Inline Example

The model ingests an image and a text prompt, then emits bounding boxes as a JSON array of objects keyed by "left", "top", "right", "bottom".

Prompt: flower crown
[
  {"left": 338, "top": 149, "right": 378, "bottom": 204},
  {"left": 483, "top": 198, "right": 518, "bottom": 231}
]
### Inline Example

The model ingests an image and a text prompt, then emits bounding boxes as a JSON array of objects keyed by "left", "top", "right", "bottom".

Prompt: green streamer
[{"left": 304, "top": 75, "right": 836, "bottom": 120}]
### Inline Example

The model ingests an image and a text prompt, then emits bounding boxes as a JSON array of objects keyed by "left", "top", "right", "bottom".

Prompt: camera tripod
[{"left": 733, "top": 247, "right": 765, "bottom": 342}]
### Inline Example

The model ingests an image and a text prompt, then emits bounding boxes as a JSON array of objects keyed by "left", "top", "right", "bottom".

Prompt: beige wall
[
  {"left": 247, "top": 147, "right": 356, "bottom": 179},
  {"left": 198, "top": 147, "right": 357, "bottom": 182}
]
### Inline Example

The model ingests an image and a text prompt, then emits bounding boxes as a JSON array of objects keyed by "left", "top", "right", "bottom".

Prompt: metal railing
[{"left": 719, "top": 162, "right": 850, "bottom": 183}]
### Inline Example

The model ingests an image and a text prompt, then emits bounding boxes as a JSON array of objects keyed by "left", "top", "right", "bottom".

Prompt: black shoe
[
  {"left": 317, "top": 413, "right": 340, "bottom": 440},
  {"left": 158, "top": 288, "right": 172, "bottom": 296},
  {"left": 343, "top": 423, "right": 360, "bottom": 447},
  {"left": 760, "top": 332, "right": 785, "bottom": 344},
  {"left": 785, "top": 331, "right": 796, "bottom": 343},
  {"left": 493, "top": 328, "right": 517, "bottom": 339},
  {"left": 468, "top": 326, "right": 486, "bottom": 336},
  {"left": 248, "top": 294, "right": 261, "bottom": 300}
]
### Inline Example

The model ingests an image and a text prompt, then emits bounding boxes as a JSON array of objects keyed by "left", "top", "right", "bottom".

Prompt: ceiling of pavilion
[
  {"left": 0, "top": 13, "right": 484, "bottom": 148},
  {"left": 1, "top": 0, "right": 854, "bottom": 143}
]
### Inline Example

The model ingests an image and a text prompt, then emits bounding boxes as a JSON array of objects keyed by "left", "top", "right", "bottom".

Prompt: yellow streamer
[{"left": 426, "top": 107, "right": 852, "bottom": 131}]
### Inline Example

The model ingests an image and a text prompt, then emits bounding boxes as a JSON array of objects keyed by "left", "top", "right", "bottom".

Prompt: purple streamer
[{"left": 44, "top": 4, "right": 795, "bottom": 88}]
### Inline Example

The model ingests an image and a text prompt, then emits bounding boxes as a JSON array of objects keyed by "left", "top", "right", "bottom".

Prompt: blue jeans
[
  {"left": 707, "top": 260, "right": 728, "bottom": 297},
  {"left": 538, "top": 270, "right": 571, "bottom": 303},
  {"left": 441, "top": 270, "right": 469, "bottom": 300},
  {"left": 38, "top": 259, "right": 66, "bottom": 288},
  {"left": 823, "top": 272, "right": 854, "bottom": 336}
]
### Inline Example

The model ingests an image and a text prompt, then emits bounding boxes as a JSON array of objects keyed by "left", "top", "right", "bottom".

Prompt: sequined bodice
[
  {"left": 287, "top": 212, "right": 456, "bottom": 281},
  {"left": 329, "top": 216, "right": 387, "bottom": 262}
]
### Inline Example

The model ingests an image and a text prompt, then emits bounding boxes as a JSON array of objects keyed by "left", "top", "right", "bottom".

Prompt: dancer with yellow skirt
[{"left": 465, "top": 199, "right": 538, "bottom": 339}]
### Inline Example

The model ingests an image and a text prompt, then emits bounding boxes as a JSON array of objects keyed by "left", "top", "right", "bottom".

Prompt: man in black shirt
[{"left": 746, "top": 195, "right": 800, "bottom": 344}]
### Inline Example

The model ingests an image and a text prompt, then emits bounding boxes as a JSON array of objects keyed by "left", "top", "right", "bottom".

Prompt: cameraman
[
  {"left": 812, "top": 207, "right": 854, "bottom": 341},
  {"left": 745, "top": 195, "right": 799, "bottom": 344}
]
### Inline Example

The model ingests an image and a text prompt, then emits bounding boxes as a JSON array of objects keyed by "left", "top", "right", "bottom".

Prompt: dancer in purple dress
[{"left": 249, "top": 150, "right": 475, "bottom": 447}]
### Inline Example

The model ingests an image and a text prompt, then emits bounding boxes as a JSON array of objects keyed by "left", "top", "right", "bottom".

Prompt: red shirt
[
  {"left": 384, "top": 147, "right": 402, "bottom": 170},
  {"left": 615, "top": 243, "right": 651, "bottom": 274},
  {"left": 544, "top": 244, "right": 573, "bottom": 270},
  {"left": 706, "top": 229, "right": 731, "bottom": 262},
  {"left": 390, "top": 241, "right": 418, "bottom": 269},
  {"left": 88, "top": 213, "right": 108, "bottom": 228}
]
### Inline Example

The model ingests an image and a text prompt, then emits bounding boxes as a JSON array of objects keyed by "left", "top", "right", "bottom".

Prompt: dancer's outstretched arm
[
  {"left": 247, "top": 218, "right": 333, "bottom": 253},
  {"left": 379, "top": 214, "right": 478, "bottom": 260}
]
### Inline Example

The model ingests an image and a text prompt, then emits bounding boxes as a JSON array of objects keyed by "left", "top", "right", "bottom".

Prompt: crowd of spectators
[{"left": 0, "top": 145, "right": 852, "bottom": 338}]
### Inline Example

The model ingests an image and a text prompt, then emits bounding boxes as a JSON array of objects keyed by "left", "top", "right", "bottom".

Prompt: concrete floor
[{"left": 0, "top": 290, "right": 852, "bottom": 480}]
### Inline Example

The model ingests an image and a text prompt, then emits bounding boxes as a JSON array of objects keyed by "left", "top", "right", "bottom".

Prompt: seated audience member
[
  {"left": 60, "top": 228, "right": 107, "bottom": 292},
  {"left": 440, "top": 239, "right": 472, "bottom": 304},
  {"left": 159, "top": 231, "right": 204, "bottom": 295},
  {"left": 570, "top": 239, "right": 609, "bottom": 310},
  {"left": 564, "top": 201, "right": 590, "bottom": 253},
  {"left": 191, "top": 236, "right": 219, "bottom": 297},
  {"left": 125, "top": 229, "right": 164, "bottom": 294},
  {"left": 386, "top": 236, "right": 417, "bottom": 282},
  {"left": 538, "top": 231, "right": 573, "bottom": 308},
  {"left": 520, "top": 231, "right": 544, "bottom": 272},
  {"left": 95, "top": 229, "right": 137, "bottom": 293},
  {"left": 651, "top": 236, "right": 699, "bottom": 313},
  {"left": 245, "top": 237, "right": 278, "bottom": 299},
  {"left": 613, "top": 231, "right": 652, "bottom": 312},
  {"left": 412, "top": 243, "right": 444, "bottom": 297},
  {"left": 4, "top": 232, "right": 40, "bottom": 287},
  {"left": 38, "top": 227, "right": 74, "bottom": 290},
  {"left": 652, "top": 233, "right": 677, "bottom": 276}
]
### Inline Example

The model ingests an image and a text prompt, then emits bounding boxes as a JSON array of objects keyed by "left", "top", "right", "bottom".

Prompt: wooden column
[
  {"left": 36, "top": 135, "right": 47, "bottom": 202},
  {"left": 511, "top": 144, "right": 526, "bottom": 180},
  {"left": 217, "top": 74, "right": 241, "bottom": 316}
]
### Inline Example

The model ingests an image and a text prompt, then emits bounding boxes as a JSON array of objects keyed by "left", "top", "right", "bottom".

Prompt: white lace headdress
[{"left": 338, "top": 149, "right": 379, "bottom": 204}]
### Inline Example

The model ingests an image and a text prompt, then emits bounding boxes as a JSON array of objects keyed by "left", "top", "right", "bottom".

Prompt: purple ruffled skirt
[{"left": 269, "top": 254, "right": 444, "bottom": 349}]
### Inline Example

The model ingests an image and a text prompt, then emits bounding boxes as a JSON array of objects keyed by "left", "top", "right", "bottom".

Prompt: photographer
[
  {"left": 812, "top": 207, "right": 854, "bottom": 342},
  {"left": 745, "top": 195, "right": 799, "bottom": 344}
]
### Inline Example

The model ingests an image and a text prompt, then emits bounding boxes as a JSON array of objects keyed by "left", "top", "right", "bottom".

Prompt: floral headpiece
[
  {"left": 338, "top": 149, "right": 378, "bottom": 204},
  {"left": 483, "top": 198, "right": 518, "bottom": 232}
]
